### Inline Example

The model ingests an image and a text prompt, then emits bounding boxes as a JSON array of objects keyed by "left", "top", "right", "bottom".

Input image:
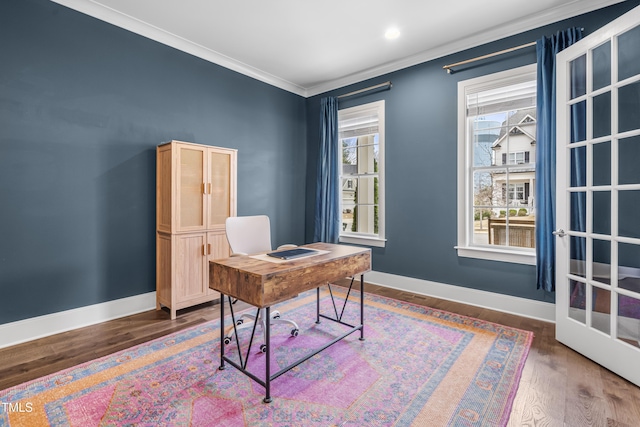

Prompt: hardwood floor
[{"left": 1, "top": 281, "right": 639, "bottom": 426}]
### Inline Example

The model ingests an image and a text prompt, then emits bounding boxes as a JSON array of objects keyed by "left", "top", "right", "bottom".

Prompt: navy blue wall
[
  {"left": 305, "top": 1, "right": 640, "bottom": 303},
  {"left": 2, "top": 0, "right": 637, "bottom": 326},
  {"left": 0, "top": 0, "right": 306, "bottom": 324}
]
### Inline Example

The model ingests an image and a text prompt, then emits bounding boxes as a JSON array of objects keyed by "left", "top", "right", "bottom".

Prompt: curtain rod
[
  {"left": 443, "top": 42, "right": 536, "bottom": 74},
  {"left": 337, "top": 81, "right": 392, "bottom": 99},
  {"left": 444, "top": 27, "right": 585, "bottom": 74}
]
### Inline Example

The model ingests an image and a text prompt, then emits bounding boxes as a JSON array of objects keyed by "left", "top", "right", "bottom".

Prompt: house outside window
[
  {"left": 338, "top": 100, "right": 386, "bottom": 248},
  {"left": 456, "top": 65, "right": 537, "bottom": 265}
]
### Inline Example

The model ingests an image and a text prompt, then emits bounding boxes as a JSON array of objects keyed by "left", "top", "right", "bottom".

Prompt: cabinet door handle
[
  {"left": 202, "top": 244, "right": 206, "bottom": 256},
  {"left": 202, "top": 183, "right": 206, "bottom": 194},
  {"left": 208, "top": 244, "right": 211, "bottom": 255},
  {"left": 208, "top": 183, "right": 212, "bottom": 194}
]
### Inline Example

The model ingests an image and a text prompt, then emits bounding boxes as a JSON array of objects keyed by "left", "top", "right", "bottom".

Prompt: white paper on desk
[{"left": 250, "top": 249, "right": 330, "bottom": 263}]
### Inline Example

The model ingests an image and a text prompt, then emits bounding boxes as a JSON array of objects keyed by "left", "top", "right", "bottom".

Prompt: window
[
  {"left": 456, "top": 65, "right": 537, "bottom": 265},
  {"left": 338, "top": 100, "right": 385, "bottom": 247},
  {"left": 506, "top": 151, "right": 530, "bottom": 165}
]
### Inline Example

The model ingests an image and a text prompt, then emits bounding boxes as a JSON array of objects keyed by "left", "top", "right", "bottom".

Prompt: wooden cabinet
[{"left": 156, "top": 140, "right": 237, "bottom": 319}]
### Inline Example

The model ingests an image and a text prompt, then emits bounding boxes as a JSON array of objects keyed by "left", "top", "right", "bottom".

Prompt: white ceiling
[{"left": 53, "top": 0, "right": 622, "bottom": 97}]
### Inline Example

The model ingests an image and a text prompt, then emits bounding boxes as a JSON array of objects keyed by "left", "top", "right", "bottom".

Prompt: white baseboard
[
  {"left": 364, "top": 271, "right": 556, "bottom": 323},
  {"left": 0, "top": 272, "right": 555, "bottom": 350},
  {"left": 0, "top": 292, "right": 156, "bottom": 349}
]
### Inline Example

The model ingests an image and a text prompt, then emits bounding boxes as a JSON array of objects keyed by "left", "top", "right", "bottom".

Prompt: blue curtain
[
  {"left": 314, "top": 97, "right": 340, "bottom": 243},
  {"left": 535, "top": 27, "right": 583, "bottom": 292}
]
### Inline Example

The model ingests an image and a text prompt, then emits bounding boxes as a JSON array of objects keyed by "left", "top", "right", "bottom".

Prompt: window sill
[
  {"left": 455, "top": 245, "right": 535, "bottom": 265},
  {"left": 340, "top": 235, "right": 386, "bottom": 248}
]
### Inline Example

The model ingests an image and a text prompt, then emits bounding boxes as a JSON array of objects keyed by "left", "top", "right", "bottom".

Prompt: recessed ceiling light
[{"left": 385, "top": 28, "right": 400, "bottom": 40}]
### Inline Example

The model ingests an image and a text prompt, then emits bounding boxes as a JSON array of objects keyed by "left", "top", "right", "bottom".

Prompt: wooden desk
[{"left": 209, "top": 242, "right": 371, "bottom": 402}]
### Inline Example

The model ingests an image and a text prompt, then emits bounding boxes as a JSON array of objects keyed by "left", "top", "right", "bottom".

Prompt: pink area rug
[{"left": 0, "top": 289, "right": 533, "bottom": 426}]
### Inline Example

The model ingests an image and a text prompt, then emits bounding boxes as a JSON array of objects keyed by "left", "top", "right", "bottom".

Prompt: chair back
[{"left": 225, "top": 215, "right": 273, "bottom": 255}]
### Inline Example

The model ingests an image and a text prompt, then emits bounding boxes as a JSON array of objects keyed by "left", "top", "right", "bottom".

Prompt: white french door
[{"left": 556, "top": 5, "right": 640, "bottom": 387}]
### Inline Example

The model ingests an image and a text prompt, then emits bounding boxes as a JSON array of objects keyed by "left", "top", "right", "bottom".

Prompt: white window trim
[
  {"left": 338, "top": 100, "right": 386, "bottom": 248},
  {"left": 456, "top": 65, "right": 536, "bottom": 266}
]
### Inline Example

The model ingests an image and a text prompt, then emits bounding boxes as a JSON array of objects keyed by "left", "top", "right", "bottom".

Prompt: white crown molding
[
  {"left": 0, "top": 292, "right": 156, "bottom": 349},
  {"left": 50, "top": 0, "right": 624, "bottom": 98},
  {"left": 50, "top": 0, "right": 308, "bottom": 97},
  {"left": 365, "top": 271, "right": 555, "bottom": 323},
  {"left": 306, "top": 0, "right": 627, "bottom": 96}
]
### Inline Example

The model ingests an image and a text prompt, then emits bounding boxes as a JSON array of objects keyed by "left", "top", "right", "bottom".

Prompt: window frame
[
  {"left": 456, "top": 65, "right": 537, "bottom": 265},
  {"left": 508, "top": 183, "right": 526, "bottom": 202},
  {"left": 338, "top": 100, "right": 386, "bottom": 248},
  {"left": 508, "top": 151, "right": 527, "bottom": 165}
]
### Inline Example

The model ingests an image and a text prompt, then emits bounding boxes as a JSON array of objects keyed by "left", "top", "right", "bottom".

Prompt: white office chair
[{"left": 223, "top": 215, "right": 300, "bottom": 351}]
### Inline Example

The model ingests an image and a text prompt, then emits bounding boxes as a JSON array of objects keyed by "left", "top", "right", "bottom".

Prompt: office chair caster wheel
[
  {"left": 260, "top": 344, "right": 267, "bottom": 353},
  {"left": 272, "top": 310, "right": 281, "bottom": 319},
  {"left": 235, "top": 319, "right": 244, "bottom": 325},
  {"left": 223, "top": 336, "right": 232, "bottom": 345},
  {"left": 291, "top": 329, "right": 299, "bottom": 337}
]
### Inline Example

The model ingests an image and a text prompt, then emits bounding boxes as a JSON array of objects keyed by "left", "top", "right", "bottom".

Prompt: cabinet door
[
  {"left": 177, "top": 144, "right": 206, "bottom": 232},
  {"left": 207, "top": 148, "right": 236, "bottom": 229},
  {"left": 156, "top": 146, "right": 173, "bottom": 234},
  {"left": 206, "top": 230, "right": 229, "bottom": 297},
  {"left": 175, "top": 233, "right": 207, "bottom": 303}
]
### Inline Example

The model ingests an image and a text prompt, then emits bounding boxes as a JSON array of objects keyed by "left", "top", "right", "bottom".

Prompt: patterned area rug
[{"left": 0, "top": 289, "right": 533, "bottom": 426}]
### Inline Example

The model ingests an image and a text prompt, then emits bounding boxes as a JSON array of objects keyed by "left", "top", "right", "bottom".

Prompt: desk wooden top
[{"left": 209, "top": 242, "right": 371, "bottom": 308}]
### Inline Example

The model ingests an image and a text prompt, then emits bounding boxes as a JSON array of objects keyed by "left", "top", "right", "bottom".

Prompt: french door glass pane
[
  {"left": 570, "top": 192, "right": 586, "bottom": 232},
  {"left": 618, "top": 81, "right": 640, "bottom": 133},
  {"left": 619, "top": 191, "right": 640, "bottom": 239},
  {"left": 619, "top": 136, "right": 640, "bottom": 184},
  {"left": 571, "top": 236, "right": 586, "bottom": 277},
  {"left": 592, "top": 41, "right": 611, "bottom": 91},
  {"left": 593, "top": 92, "right": 611, "bottom": 138},
  {"left": 570, "top": 55, "right": 587, "bottom": 99},
  {"left": 569, "top": 280, "right": 587, "bottom": 323},
  {"left": 618, "top": 24, "right": 640, "bottom": 81},
  {"left": 593, "top": 239, "right": 611, "bottom": 284},
  {"left": 570, "top": 146, "right": 586, "bottom": 187},
  {"left": 571, "top": 101, "right": 587, "bottom": 143},
  {"left": 593, "top": 191, "right": 611, "bottom": 235},
  {"left": 592, "top": 286, "right": 611, "bottom": 335},
  {"left": 617, "top": 294, "right": 640, "bottom": 349},
  {"left": 593, "top": 141, "right": 611, "bottom": 186},
  {"left": 618, "top": 242, "right": 640, "bottom": 293}
]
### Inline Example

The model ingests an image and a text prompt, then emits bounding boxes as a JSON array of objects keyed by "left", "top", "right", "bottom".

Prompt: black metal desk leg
[
  {"left": 316, "top": 287, "right": 321, "bottom": 324},
  {"left": 359, "top": 275, "right": 365, "bottom": 341},
  {"left": 263, "top": 306, "right": 272, "bottom": 403},
  {"left": 219, "top": 293, "right": 226, "bottom": 370}
]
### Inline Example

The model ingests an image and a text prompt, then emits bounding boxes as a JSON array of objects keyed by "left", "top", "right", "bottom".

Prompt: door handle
[{"left": 552, "top": 229, "right": 566, "bottom": 237}]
